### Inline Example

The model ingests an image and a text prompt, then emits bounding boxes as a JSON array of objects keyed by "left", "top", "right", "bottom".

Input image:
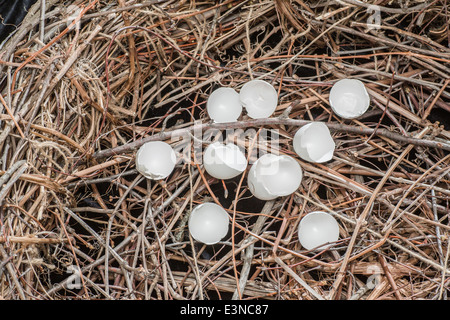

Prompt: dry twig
[{"left": 0, "top": 0, "right": 448, "bottom": 300}]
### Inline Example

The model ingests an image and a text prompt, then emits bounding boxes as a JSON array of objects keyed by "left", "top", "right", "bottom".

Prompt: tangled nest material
[{"left": 0, "top": 0, "right": 449, "bottom": 300}]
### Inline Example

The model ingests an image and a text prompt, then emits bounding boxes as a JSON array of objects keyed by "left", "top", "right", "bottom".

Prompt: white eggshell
[
  {"left": 203, "top": 142, "right": 247, "bottom": 180},
  {"left": 247, "top": 154, "right": 302, "bottom": 200},
  {"left": 293, "top": 122, "right": 335, "bottom": 163},
  {"left": 207, "top": 87, "right": 242, "bottom": 123},
  {"left": 239, "top": 80, "right": 278, "bottom": 119},
  {"left": 135, "top": 141, "right": 176, "bottom": 180},
  {"left": 188, "top": 202, "right": 229, "bottom": 245},
  {"left": 298, "top": 211, "right": 340, "bottom": 251},
  {"left": 329, "top": 79, "right": 370, "bottom": 119},
  {"left": 247, "top": 160, "right": 278, "bottom": 201}
]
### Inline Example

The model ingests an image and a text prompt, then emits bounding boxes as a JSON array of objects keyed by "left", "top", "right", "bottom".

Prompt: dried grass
[{"left": 0, "top": 0, "right": 449, "bottom": 300}]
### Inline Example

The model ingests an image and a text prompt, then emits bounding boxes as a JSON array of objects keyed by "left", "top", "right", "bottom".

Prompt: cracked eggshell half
[
  {"left": 329, "top": 79, "right": 370, "bottom": 119},
  {"left": 206, "top": 87, "right": 242, "bottom": 123},
  {"left": 293, "top": 122, "right": 335, "bottom": 163},
  {"left": 135, "top": 141, "right": 176, "bottom": 180},
  {"left": 298, "top": 211, "right": 340, "bottom": 251},
  {"left": 188, "top": 202, "right": 229, "bottom": 245},
  {"left": 247, "top": 154, "right": 302, "bottom": 200},
  {"left": 239, "top": 80, "right": 278, "bottom": 119},
  {"left": 203, "top": 142, "right": 247, "bottom": 180}
]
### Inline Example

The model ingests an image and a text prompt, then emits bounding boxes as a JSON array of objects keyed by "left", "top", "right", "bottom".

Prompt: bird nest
[{"left": 0, "top": 0, "right": 449, "bottom": 300}]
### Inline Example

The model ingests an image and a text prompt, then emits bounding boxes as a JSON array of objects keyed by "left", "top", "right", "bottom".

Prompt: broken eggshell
[
  {"left": 329, "top": 79, "right": 370, "bottom": 119},
  {"left": 188, "top": 202, "right": 229, "bottom": 245},
  {"left": 247, "top": 153, "right": 302, "bottom": 201},
  {"left": 293, "top": 122, "right": 335, "bottom": 163},
  {"left": 135, "top": 141, "right": 176, "bottom": 180},
  {"left": 203, "top": 142, "right": 248, "bottom": 180},
  {"left": 298, "top": 211, "right": 340, "bottom": 251},
  {"left": 206, "top": 87, "right": 242, "bottom": 123},
  {"left": 239, "top": 79, "right": 278, "bottom": 119}
]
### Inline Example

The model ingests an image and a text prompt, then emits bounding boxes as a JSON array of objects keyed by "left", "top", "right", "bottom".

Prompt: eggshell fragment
[
  {"left": 135, "top": 141, "right": 176, "bottom": 180},
  {"left": 293, "top": 122, "right": 335, "bottom": 163},
  {"left": 206, "top": 87, "right": 242, "bottom": 123},
  {"left": 203, "top": 142, "right": 247, "bottom": 180},
  {"left": 247, "top": 154, "right": 302, "bottom": 200},
  {"left": 329, "top": 79, "right": 370, "bottom": 119},
  {"left": 298, "top": 211, "right": 340, "bottom": 251},
  {"left": 188, "top": 202, "right": 229, "bottom": 245},
  {"left": 239, "top": 80, "right": 278, "bottom": 119}
]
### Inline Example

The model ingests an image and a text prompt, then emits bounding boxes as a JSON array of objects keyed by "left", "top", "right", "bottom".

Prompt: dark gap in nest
[
  {"left": 68, "top": 207, "right": 107, "bottom": 234},
  {"left": 307, "top": 107, "right": 326, "bottom": 120},
  {"left": 390, "top": 89, "right": 404, "bottom": 103},
  {"left": 357, "top": 110, "right": 397, "bottom": 129},
  {"left": 166, "top": 254, "right": 190, "bottom": 274},
  {"left": 136, "top": 173, "right": 148, "bottom": 190},
  {"left": 259, "top": 29, "right": 285, "bottom": 55},
  {"left": 289, "top": 40, "right": 329, "bottom": 80},
  {"left": 198, "top": 240, "right": 236, "bottom": 263},
  {"left": 0, "top": 0, "right": 38, "bottom": 42},
  {"left": 139, "top": 85, "right": 204, "bottom": 129},
  {"left": 407, "top": 205, "right": 423, "bottom": 218},
  {"left": 206, "top": 290, "right": 234, "bottom": 300},
  {"left": 177, "top": 219, "right": 246, "bottom": 263},
  {"left": 304, "top": 268, "right": 326, "bottom": 284},
  {"left": 359, "top": 156, "right": 389, "bottom": 187},
  {"left": 74, "top": 182, "right": 117, "bottom": 210},
  {"left": 220, "top": 22, "right": 286, "bottom": 64},
  {"left": 424, "top": 193, "right": 449, "bottom": 216},
  {"left": 400, "top": 156, "right": 424, "bottom": 174},
  {"left": 428, "top": 107, "right": 450, "bottom": 131},
  {"left": 353, "top": 273, "right": 372, "bottom": 291},
  {"left": 129, "top": 201, "right": 146, "bottom": 222},
  {"left": 394, "top": 13, "right": 425, "bottom": 36},
  {"left": 235, "top": 190, "right": 267, "bottom": 215},
  {"left": 316, "top": 184, "right": 328, "bottom": 200},
  {"left": 292, "top": 57, "right": 319, "bottom": 80},
  {"left": 122, "top": 173, "right": 148, "bottom": 220},
  {"left": 46, "top": 264, "right": 69, "bottom": 290},
  {"left": 262, "top": 218, "right": 283, "bottom": 241},
  {"left": 362, "top": 176, "right": 383, "bottom": 190},
  {"left": 209, "top": 179, "right": 266, "bottom": 214},
  {"left": 70, "top": 183, "right": 123, "bottom": 257},
  {"left": 111, "top": 235, "right": 125, "bottom": 251},
  {"left": 437, "top": 213, "right": 449, "bottom": 226}
]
